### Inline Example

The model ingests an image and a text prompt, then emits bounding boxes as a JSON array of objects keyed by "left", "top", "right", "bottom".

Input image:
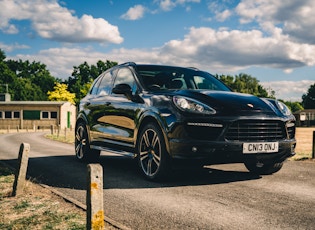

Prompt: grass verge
[
  {"left": 0, "top": 162, "right": 119, "bottom": 230},
  {"left": 0, "top": 162, "right": 86, "bottom": 230}
]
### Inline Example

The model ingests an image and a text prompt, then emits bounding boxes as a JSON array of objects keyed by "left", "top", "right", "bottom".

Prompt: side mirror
[{"left": 112, "top": 83, "right": 132, "bottom": 96}]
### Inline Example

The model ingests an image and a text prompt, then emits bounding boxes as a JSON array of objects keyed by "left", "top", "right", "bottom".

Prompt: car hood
[{"left": 172, "top": 90, "right": 279, "bottom": 116}]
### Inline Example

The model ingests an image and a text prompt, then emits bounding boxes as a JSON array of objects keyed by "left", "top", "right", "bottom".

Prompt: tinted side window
[
  {"left": 95, "top": 72, "right": 113, "bottom": 95},
  {"left": 90, "top": 74, "right": 103, "bottom": 95},
  {"left": 113, "top": 68, "right": 136, "bottom": 93}
]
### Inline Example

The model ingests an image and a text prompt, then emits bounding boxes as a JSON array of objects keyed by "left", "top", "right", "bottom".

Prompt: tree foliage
[
  {"left": 0, "top": 49, "right": 58, "bottom": 100},
  {"left": 282, "top": 101, "right": 304, "bottom": 113},
  {"left": 47, "top": 83, "right": 75, "bottom": 104},
  {"left": 302, "top": 83, "right": 315, "bottom": 109},
  {"left": 216, "top": 73, "right": 270, "bottom": 98},
  {"left": 66, "top": 60, "right": 118, "bottom": 103}
]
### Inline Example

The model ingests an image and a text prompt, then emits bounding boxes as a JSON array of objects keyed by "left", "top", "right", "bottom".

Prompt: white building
[{"left": 0, "top": 93, "right": 76, "bottom": 130}]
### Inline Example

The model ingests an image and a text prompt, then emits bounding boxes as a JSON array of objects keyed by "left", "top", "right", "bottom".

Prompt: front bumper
[{"left": 168, "top": 138, "right": 296, "bottom": 164}]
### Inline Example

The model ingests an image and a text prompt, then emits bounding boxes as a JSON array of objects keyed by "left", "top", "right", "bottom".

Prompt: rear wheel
[
  {"left": 75, "top": 123, "right": 100, "bottom": 163},
  {"left": 137, "top": 123, "right": 171, "bottom": 181},
  {"left": 244, "top": 161, "right": 283, "bottom": 175}
]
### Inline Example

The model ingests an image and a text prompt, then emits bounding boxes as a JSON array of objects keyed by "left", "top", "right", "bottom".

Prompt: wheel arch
[{"left": 136, "top": 112, "right": 171, "bottom": 154}]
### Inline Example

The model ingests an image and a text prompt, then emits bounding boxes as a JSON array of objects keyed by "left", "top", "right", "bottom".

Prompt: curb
[
  {"left": 0, "top": 161, "right": 131, "bottom": 230},
  {"left": 39, "top": 183, "right": 132, "bottom": 230}
]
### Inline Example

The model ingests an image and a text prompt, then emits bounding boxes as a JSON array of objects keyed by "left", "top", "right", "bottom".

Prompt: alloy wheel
[
  {"left": 75, "top": 125, "right": 87, "bottom": 160},
  {"left": 139, "top": 128, "right": 162, "bottom": 177}
]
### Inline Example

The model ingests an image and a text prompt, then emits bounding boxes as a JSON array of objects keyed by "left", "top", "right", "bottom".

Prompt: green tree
[
  {"left": 6, "top": 59, "right": 57, "bottom": 96},
  {"left": 47, "top": 83, "right": 75, "bottom": 104},
  {"left": 66, "top": 60, "right": 117, "bottom": 103},
  {"left": 283, "top": 101, "right": 304, "bottom": 113},
  {"left": 217, "top": 73, "right": 270, "bottom": 98},
  {"left": 0, "top": 49, "right": 58, "bottom": 101},
  {"left": 302, "top": 84, "right": 315, "bottom": 109}
]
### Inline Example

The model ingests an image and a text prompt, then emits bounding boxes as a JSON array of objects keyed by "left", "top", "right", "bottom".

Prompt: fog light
[{"left": 192, "top": 147, "right": 198, "bottom": 152}]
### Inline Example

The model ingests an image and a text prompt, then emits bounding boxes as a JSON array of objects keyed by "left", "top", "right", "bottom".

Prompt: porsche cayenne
[{"left": 75, "top": 62, "right": 296, "bottom": 180}]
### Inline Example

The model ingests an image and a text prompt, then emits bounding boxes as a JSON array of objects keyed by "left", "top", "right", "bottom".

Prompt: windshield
[{"left": 136, "top": 65, "right": 231, "bottom": 92}]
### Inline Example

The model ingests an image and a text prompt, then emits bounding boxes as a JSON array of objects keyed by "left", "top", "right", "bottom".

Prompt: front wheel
[
  {"left": 137, "top": 123, "right": 171, "bottom": 181},
  {"left": 244, "top": 161, "right": 283, "bottom": 175},
  {"left": 75, "top": 123, "right": 100, "bottom": 163}
]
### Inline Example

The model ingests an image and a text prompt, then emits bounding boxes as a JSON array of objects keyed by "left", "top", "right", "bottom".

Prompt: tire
[
  {"left": 75, "top": 123, "right": 100, "bottom": 163},
  {"left": 137, "top": 123, "right": 171, "bottom": 181},
  {"left": 244, "top": 161, "right": 283, "bottom": 175}
]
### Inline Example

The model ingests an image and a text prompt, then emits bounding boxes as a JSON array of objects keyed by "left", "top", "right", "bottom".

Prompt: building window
[
  {"left": 42, "top": 111, "right": 49, "bottom": 119},
  {"left": 2, "top": 111, "right": 20, "bottom": 119},
  {"left": 5, "top": 111, "right": 12, "bottom": 119},
  {"left": 51, "top": 112, "right": 57, "bottom": 119},
  {"left": 41, "top": 111, "right": 58, "bottom": 119},
  {"left": 13, "top": 111, "right": 20, "bottom": 118}
]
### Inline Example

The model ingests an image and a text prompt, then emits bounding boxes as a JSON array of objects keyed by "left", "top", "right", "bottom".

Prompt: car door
[
  {"left": 90, "top": 67, "right": 143, "bottom": 147},
  {"left": 87, "top": 70, "right": 115, "bottom": 142}
]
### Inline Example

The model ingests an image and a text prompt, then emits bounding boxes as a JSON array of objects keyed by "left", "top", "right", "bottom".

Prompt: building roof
[{"left": 0, "top": 101, "right": 71, "bottom": 106}]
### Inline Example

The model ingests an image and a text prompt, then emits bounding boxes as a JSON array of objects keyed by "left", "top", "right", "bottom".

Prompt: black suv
[{"left": 75, "top": 62, "right": 296, "bottom": 180}]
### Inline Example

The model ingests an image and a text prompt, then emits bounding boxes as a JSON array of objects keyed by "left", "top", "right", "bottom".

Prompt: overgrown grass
[
  {"left": 45, "top": 132, "right": 75, "bottom": 144},
  {"left": 0, "top": 162, "right": 86, "bottom": 230}
]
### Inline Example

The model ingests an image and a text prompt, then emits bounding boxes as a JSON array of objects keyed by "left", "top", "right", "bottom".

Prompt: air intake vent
[{"left": 225, "top": 120, "right": 285, "bottom": 141}]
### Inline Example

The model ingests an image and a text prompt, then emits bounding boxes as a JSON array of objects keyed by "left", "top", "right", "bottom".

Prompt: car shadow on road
[{"left": 1, "top": 154, "right": 261, "bottom": 190}]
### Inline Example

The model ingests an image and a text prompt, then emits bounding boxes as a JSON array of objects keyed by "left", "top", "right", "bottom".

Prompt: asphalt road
[{"left": 1, "top": 132, "right": 314, "bottom": 230}]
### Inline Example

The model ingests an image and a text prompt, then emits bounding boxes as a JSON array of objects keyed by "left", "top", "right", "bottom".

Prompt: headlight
[
  {"left": 173, "top": 96, "right": 216, "bottom": 114},
  {"left": 276, "top": 100, "right": 291, "bottom": 116}
]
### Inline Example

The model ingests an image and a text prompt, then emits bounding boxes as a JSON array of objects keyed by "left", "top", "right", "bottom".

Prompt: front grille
[{"left": 225, "top": 120, "right": 286, "bottom": 141}]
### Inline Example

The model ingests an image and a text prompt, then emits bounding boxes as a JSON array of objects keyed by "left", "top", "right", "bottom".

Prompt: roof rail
[
  {"left": 187, "top": 67, "right": 199, "bottom": 71},
  {"left": 120, "top": 62, "right": 137, "bottom": 67}
]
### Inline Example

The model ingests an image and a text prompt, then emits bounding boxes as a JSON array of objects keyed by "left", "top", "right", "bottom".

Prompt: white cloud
[
  {"left": 0, "top": 42, "right": 29, "bottom": 52},
  {"left": 159, "top": 27, "right": 315, "bottom": 72},
  {"left": 215, "top": 9, "right": 232, "bottom": 22},
  {"left": 261, "top": 80, "right": 315, "bottom": 101},
  {"left": 121, "top": 5, "right": 146, "bottom": 20},
  {"left": 9, "top": 24, "right": 315, "bottom": 79},
  {"left": 236, "top": 0, "right": 315, "bottom": 44},
  {"left": 0, "top": 0, "right": 123, "bottom": 44},
  {"left": 158, "top": 0, "right": 200, "bottom": 11}
]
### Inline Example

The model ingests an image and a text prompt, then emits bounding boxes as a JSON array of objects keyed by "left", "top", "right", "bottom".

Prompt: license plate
[{"left": 243, "top": 142, "right": 279, "bottom": 154}]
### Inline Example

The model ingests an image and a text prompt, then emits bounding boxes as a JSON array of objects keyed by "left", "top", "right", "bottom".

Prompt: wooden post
[
  {"left": 312, "top": 131, "right": 315, "bottom": 159},
  {"left": 87, "top": 164, "right": 104, "bottom": 230},
  {"left": 51, "top": 125, "right": 54, "bottom": 135},
  {"left": 12, "top": 143, "right": 30, "bottom": 196}
]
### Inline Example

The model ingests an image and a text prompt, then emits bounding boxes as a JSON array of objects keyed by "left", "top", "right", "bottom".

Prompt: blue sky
[{"left": 0, "top": 0, "right": 314, "bottom": 102}]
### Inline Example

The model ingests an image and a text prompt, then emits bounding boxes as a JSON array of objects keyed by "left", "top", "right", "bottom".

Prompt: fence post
[
  {"left": 50, "top": 125, "right": 54, "bottom": 135},
  {"left": 12, "top": 143, "right": 30, "bottom": 196},
  {"left": 87, "top": 164, "right": 104, "bottom": 230},
  {"left": 312, "top": 131, "right": 315, "bottom": 159}
]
